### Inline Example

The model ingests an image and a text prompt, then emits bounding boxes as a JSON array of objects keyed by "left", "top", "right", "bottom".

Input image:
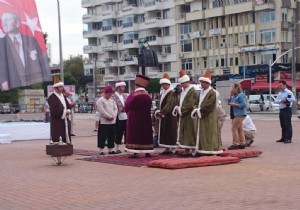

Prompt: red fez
[
  {"left": 103, "top": 86, "right": 114, "bottom": 94},
  {"left": 135, "top": 74, "right": 150, "bottom": 88}
]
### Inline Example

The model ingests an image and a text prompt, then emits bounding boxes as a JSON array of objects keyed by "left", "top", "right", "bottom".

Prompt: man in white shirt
[
  {"left": 96, "top": 86, "right": 118, "bottom": 155},
  {"left": 243, "top": 115, "right": 257, "bottom": 147},
  {"left": 112, "top": 80, "right": 128, "bottom": 153}
]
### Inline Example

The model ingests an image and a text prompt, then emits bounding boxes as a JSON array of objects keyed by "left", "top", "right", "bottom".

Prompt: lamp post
[
  {"left": 291, "top": 16, "right": 297, "bottom": 114},
  {"left": 93, "top": 58, "right": 97, "bottom": 100},
  {"left": 57, "top": 0, "right": 64, "bottom": 82}
]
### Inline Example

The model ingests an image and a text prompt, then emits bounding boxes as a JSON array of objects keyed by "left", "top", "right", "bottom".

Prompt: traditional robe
[
  {"left": 156, "top": 88, "right": 177, "bottom": 148},
  {"left": 48, "top": 93, "right": 72, "bottom": 143},
  {"left": 195, "top": 87, "right": 223, "bottom": 154},
  {"left": 124, "top": 88, "right": 154, "bottom": 153},
  {"left": 173, "top": 86, "right": 197, "bottom": 149}
]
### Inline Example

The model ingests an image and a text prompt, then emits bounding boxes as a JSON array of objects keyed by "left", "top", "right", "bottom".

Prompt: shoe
[
  {"left": 99, "top": 152, "right": 105, "bottom": 155},
  {"left": 94, "top": 129, "right": 97, "bottom": 132},
  {"left": 108, "top": 151, "right": 116, "bottom": 154},
  {"left": 145, "top": 153, "right": 152, "bottom": 157},
  {"left": 276, "top": 139, "right": 284, "bottom": 142},
  {"left": 284, "top": 140, "right": 292, "bottom": 144},
  {"left": 228, "top": 145, "right": 240, "bottom": 150},
  {"left": 116, "top": 150, "right": 122, "bottom": 154},
  {"left": 238, "top": 145, "right": 245, "bottom": 149},
  {"left": 246, "top": 139, "right": 254, "bottom": 147},
  {"left": 71, "top": 134, "right": 76, "bottom": 136},
  {"left": 129, "top": 153, "right": 138, "bottom": 158}
]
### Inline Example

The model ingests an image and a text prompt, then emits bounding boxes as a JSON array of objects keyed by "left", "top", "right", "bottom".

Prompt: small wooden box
[{"left": 46, "top": 144, "right": 73, "bottom": 156}]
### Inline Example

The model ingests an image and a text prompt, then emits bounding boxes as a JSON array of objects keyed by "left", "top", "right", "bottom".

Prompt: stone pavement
[{"left": 0, "top": 113, "right": 300, "bottom": 210}]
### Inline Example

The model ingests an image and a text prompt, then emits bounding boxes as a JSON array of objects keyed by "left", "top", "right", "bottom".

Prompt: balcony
[
  {"left": 225, "top": 1, "right": 253, "bottom": 15},
  {"left": 121, "top": 4, "right": 138, "bottom": 16},
  {"left": 83, "top": 30, "right": 97, "bottom": 38},
  {"left": 82, "top": 14, "right": 92, "bottom": 23},
  {"left": 205, "top": 6, "right": 224, "bottom": 18},
  {"left": 186, "top": 10, "right": 204, "bottom": 21},
  {"left": 83, "top": 45, "right": 99, "bottom": 54},
  {"left": 104, "top": 58, "right": 120, "bottom": 67},
  {"left": 158, "top": 53, "right": 177, "bottom": 63},
  {"left": 102, "top": 10, "right": 118, "bottom": 19},
  {"left": 120, "top": 56, "right": 138, "bottom": 66},
  {"left": 122, "top": 39, "right": 139, "bottom": 49},
  {"left": 81, "top": 0, "right": 92, "bottom": 8},
  {"left": 101, "top": 42, "right": 118, "bottom": 51},
  {"left": 103, "top": 74, "right": 116, "bottom": 81},
  {"left": 143, "top": 18, "right": 162, "bottom": 29},
  {"left": 254, "top": 0, "right": 275, "bottom": 11}
]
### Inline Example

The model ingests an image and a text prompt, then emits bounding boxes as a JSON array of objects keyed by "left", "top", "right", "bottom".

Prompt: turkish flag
[
  {"left": 0, "top": 0, "right": 46, "bottom": 52},
  {"left": 0, "top": 0, "right": 51, "bottom": 91}
]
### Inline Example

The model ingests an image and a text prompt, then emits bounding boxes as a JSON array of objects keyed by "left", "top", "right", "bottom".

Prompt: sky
[{"left": 35, "top": 0, "right": 87, "bottom": 64}]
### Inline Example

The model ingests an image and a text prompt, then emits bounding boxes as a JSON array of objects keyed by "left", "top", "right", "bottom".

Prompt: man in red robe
[
  {"left": 48, "top": 77, "right": 72, "bottom": 144},
  {"left": 124, "top": 74, "right": 154, "bottom": 158}
]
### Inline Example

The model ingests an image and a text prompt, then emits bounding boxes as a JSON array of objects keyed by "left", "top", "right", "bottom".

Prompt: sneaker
[
  {"left": 227, "top": 145, "right": 240, "bottom": 150},
  {"left": 71, "top": 134, "right": 76, "bottom": 136},
  {"left": 238, "top": 145, "right": 245, "bottom": 149}
]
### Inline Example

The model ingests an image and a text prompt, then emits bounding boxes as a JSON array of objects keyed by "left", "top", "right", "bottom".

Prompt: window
[
  {"left": 180, "top": 23, "right": 192, "bottom": 35},
  {"left": 252, "top": 12, "right": 255, "bottom": 23},
  {"left": 123, "top": 32, "right": 138, "bottom": 44},
  {"left": 162, "top": 27, "right": 170, "bottom": 36},
  {"left": 261, "top": 51, "right": 276, "bottom": 64},
  {"left": 215, "top": 56, "right": 219, "bottom": 67},
  {"left": 250, "top": 31, "right": 255, "bottom": 44},
  {"left": 203, "top": 57, "right": 207, "bottom": 68},
  {"left": 123, "top": 15, "right": 134, "bottom": 28},
  {"left": 120, "top": 67, "right": 125, "bottom": 75},
  {"left": 220, "top": 55, "right": 225, "bottom": 67},
  {"left": 212, "top": 0, "right": 223, "bottom": 8},
  {"left": 163, "top": 9, "right": 170, "bottom": 19},
  {"left": 181, "top": 40, "right": 192, "bottom": 52},
  {"left": 260, "top": 10, "right": 275, "bottom": 23},
  {"left": 260, "top": 29, "right": 276, "bottom": 43},
  {"left": 100, "top": 68, "right": 105, "bottom": 74},
  {"left": 163, "top": 45, "right": 171, "bottom": 53},
  {"left": 228, "top": 54, "right": 233, "bottom": 66},
  {"left": 235, "top": 55, "right": 239, "bottom": 66},
  {"left": 201, "top": 38, "right": 207, "bottom": 50},
  {"left": 181, "top": 58, "right": 193, "bottom": 70},
  {"left": 239, "top": 33, "right": 244, "bottom": 46},
  {"left": 281, "top": 8, "right": 287, "bottom": 21},
  {"left": 229, "top": 15, "right": 233, "bottom": 27},
  {"left": 252, "top": 53, "right": 256, "bottom": 65}
]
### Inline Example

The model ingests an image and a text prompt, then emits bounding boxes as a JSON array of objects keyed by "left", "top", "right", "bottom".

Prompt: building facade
[{"left": 82, "top": 0, "right": 300, "bottom": 99}]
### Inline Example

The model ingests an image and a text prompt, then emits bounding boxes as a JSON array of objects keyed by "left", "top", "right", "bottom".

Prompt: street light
[
  {"left": 93, "top": 57, "right": 97, "bottom": 100},
  {"left": 57, "top": 0, "right": 64, "bottom": 82}
]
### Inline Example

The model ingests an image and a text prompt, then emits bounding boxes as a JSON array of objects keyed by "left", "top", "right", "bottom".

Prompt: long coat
[
  {"left": 48, "top": 93, "right": 72, "bottom": 143},
  {"left": 158, "top": 89, "right": 177, "bottom": 148},
  {"left": 124, "top": 89, "right": 154, "bottom": 153},
  {"left": 196, "top": 88, "right": 222, "bottom": 154},
  {"left": 177, "top": 86, "right": 198, "bottom": 149}
]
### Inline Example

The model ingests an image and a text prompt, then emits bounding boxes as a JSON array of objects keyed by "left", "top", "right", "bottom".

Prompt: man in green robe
[
  {"left": 172, "top": 70, "right": 197, "bottom": 156},
  {"left": 192, "top": 76, "right": 223, "bottom": 155},
  {"left": 155, "top": 73, "right": 178, "bottom": 154}
]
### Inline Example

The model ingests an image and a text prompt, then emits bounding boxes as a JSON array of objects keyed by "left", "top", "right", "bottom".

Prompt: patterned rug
[{"left": 77, "top": 153, "right": 180, "bottom": 167}]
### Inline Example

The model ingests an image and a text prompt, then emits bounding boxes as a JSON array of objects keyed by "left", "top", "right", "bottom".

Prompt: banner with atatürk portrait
[{"left": 0, "top": 0, "right": 51, "bottom": 91}]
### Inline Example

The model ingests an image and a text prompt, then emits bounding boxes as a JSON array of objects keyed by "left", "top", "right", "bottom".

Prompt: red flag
[{"left": 0, "top": 0, "right": 51, "bottom": 90}]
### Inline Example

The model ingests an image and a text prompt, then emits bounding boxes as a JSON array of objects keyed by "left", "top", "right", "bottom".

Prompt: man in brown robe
[
  {"left": 48, "top": 77, "right": 72, "bottom": 143},
  {"left": 154, "top": 73, "right": 177, "bottom": 154},
  {"left": 124, "top": 74, "right": 154, "bottom": 158}
]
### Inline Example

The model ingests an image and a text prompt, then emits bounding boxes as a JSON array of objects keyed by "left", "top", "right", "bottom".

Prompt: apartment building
[
  {"left": 82, "top": 0, "right": 299, "bottom": 99},
  {"left": 82, "top": 0, "right": 178, "bottom": 100}
]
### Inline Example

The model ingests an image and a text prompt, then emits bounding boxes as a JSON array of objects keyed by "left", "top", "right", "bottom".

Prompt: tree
[
  {"left": 146, "top": 78, "right": 161, "bottom": 94},
  {"left": 63, "top": 55, "right": 85, "bottom": 93}
]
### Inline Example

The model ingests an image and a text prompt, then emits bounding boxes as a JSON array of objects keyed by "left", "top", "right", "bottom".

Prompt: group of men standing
[{"left": 156, "top": 70, "right": 223, "bottom": 157}]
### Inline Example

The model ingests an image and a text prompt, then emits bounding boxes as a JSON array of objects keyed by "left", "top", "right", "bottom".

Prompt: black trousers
[
  {"left": 98, "top": 124, "right": 116, "bottom": 149},
  {"left": 115, "top": 117, "right": 126, "bottom": 144},
  {"left": 279, "top": 107, "right": 293, "bottom": 141}
]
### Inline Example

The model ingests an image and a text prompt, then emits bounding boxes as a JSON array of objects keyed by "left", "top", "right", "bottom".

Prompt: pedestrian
[
  {"left": 48, "top": 77, "right": 72, "bottom": 144},
  {"left": 63, "top": 90, "right": 76, "bottom": 136},
  {"left": 44, "top": 99, "right": 50, "bottom": 123},
  {"left": 112, "top": 80, "right": 129, "bottom": 153},
  {"left": 227, "top": 83, "right": 247, "bottom": 150},
  {"left": 243, "top": 115, "right": 257, "bottom": 147},
  {"left": 192, "top": 73, "right": 223, "bottom": 156},
  {"left": 94, "top": 89, "right": 105, "bottom": 132},
  {"left": 154, "top": 73, "right": 178, "bottom": 155},
  {"left": 96, "top": 86, "right": 118, "bottom": 155},
  {"left": 259, "top": 94, "right": 264, "bottom": 111},
  {"left": 172, "top": 70, "right": 197, "bottom": 156},
  {"left": 124, "top": 74, "right": 154, "bottom": 158},
  {"left": 275, "top": 80, "right": 295, "bottom": 144},
  {"left": 212, "top": 83, "right": 226, "bottom": 145}
]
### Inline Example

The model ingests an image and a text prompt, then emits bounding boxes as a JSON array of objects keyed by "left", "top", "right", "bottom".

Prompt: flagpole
[{"left": 57, "top": 0, "right": 64, "bottom": 82}]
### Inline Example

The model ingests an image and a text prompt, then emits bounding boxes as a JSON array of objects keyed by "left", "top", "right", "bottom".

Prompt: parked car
[{"left": 247, "top": 94, "right": 279, "bottom": 112}]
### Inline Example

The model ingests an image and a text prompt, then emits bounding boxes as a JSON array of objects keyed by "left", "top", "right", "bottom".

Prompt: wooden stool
[{"left": 46, "top": 144, "right": 73, "bottom": 166}]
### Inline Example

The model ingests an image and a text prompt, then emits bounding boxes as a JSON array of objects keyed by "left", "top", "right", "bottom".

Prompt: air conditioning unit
[
  {"left": 200, "top": 31, "right": 204, "bottom": 35},
  {"left": 179, "top": 53, "right": 184, "bottom": 58}
]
